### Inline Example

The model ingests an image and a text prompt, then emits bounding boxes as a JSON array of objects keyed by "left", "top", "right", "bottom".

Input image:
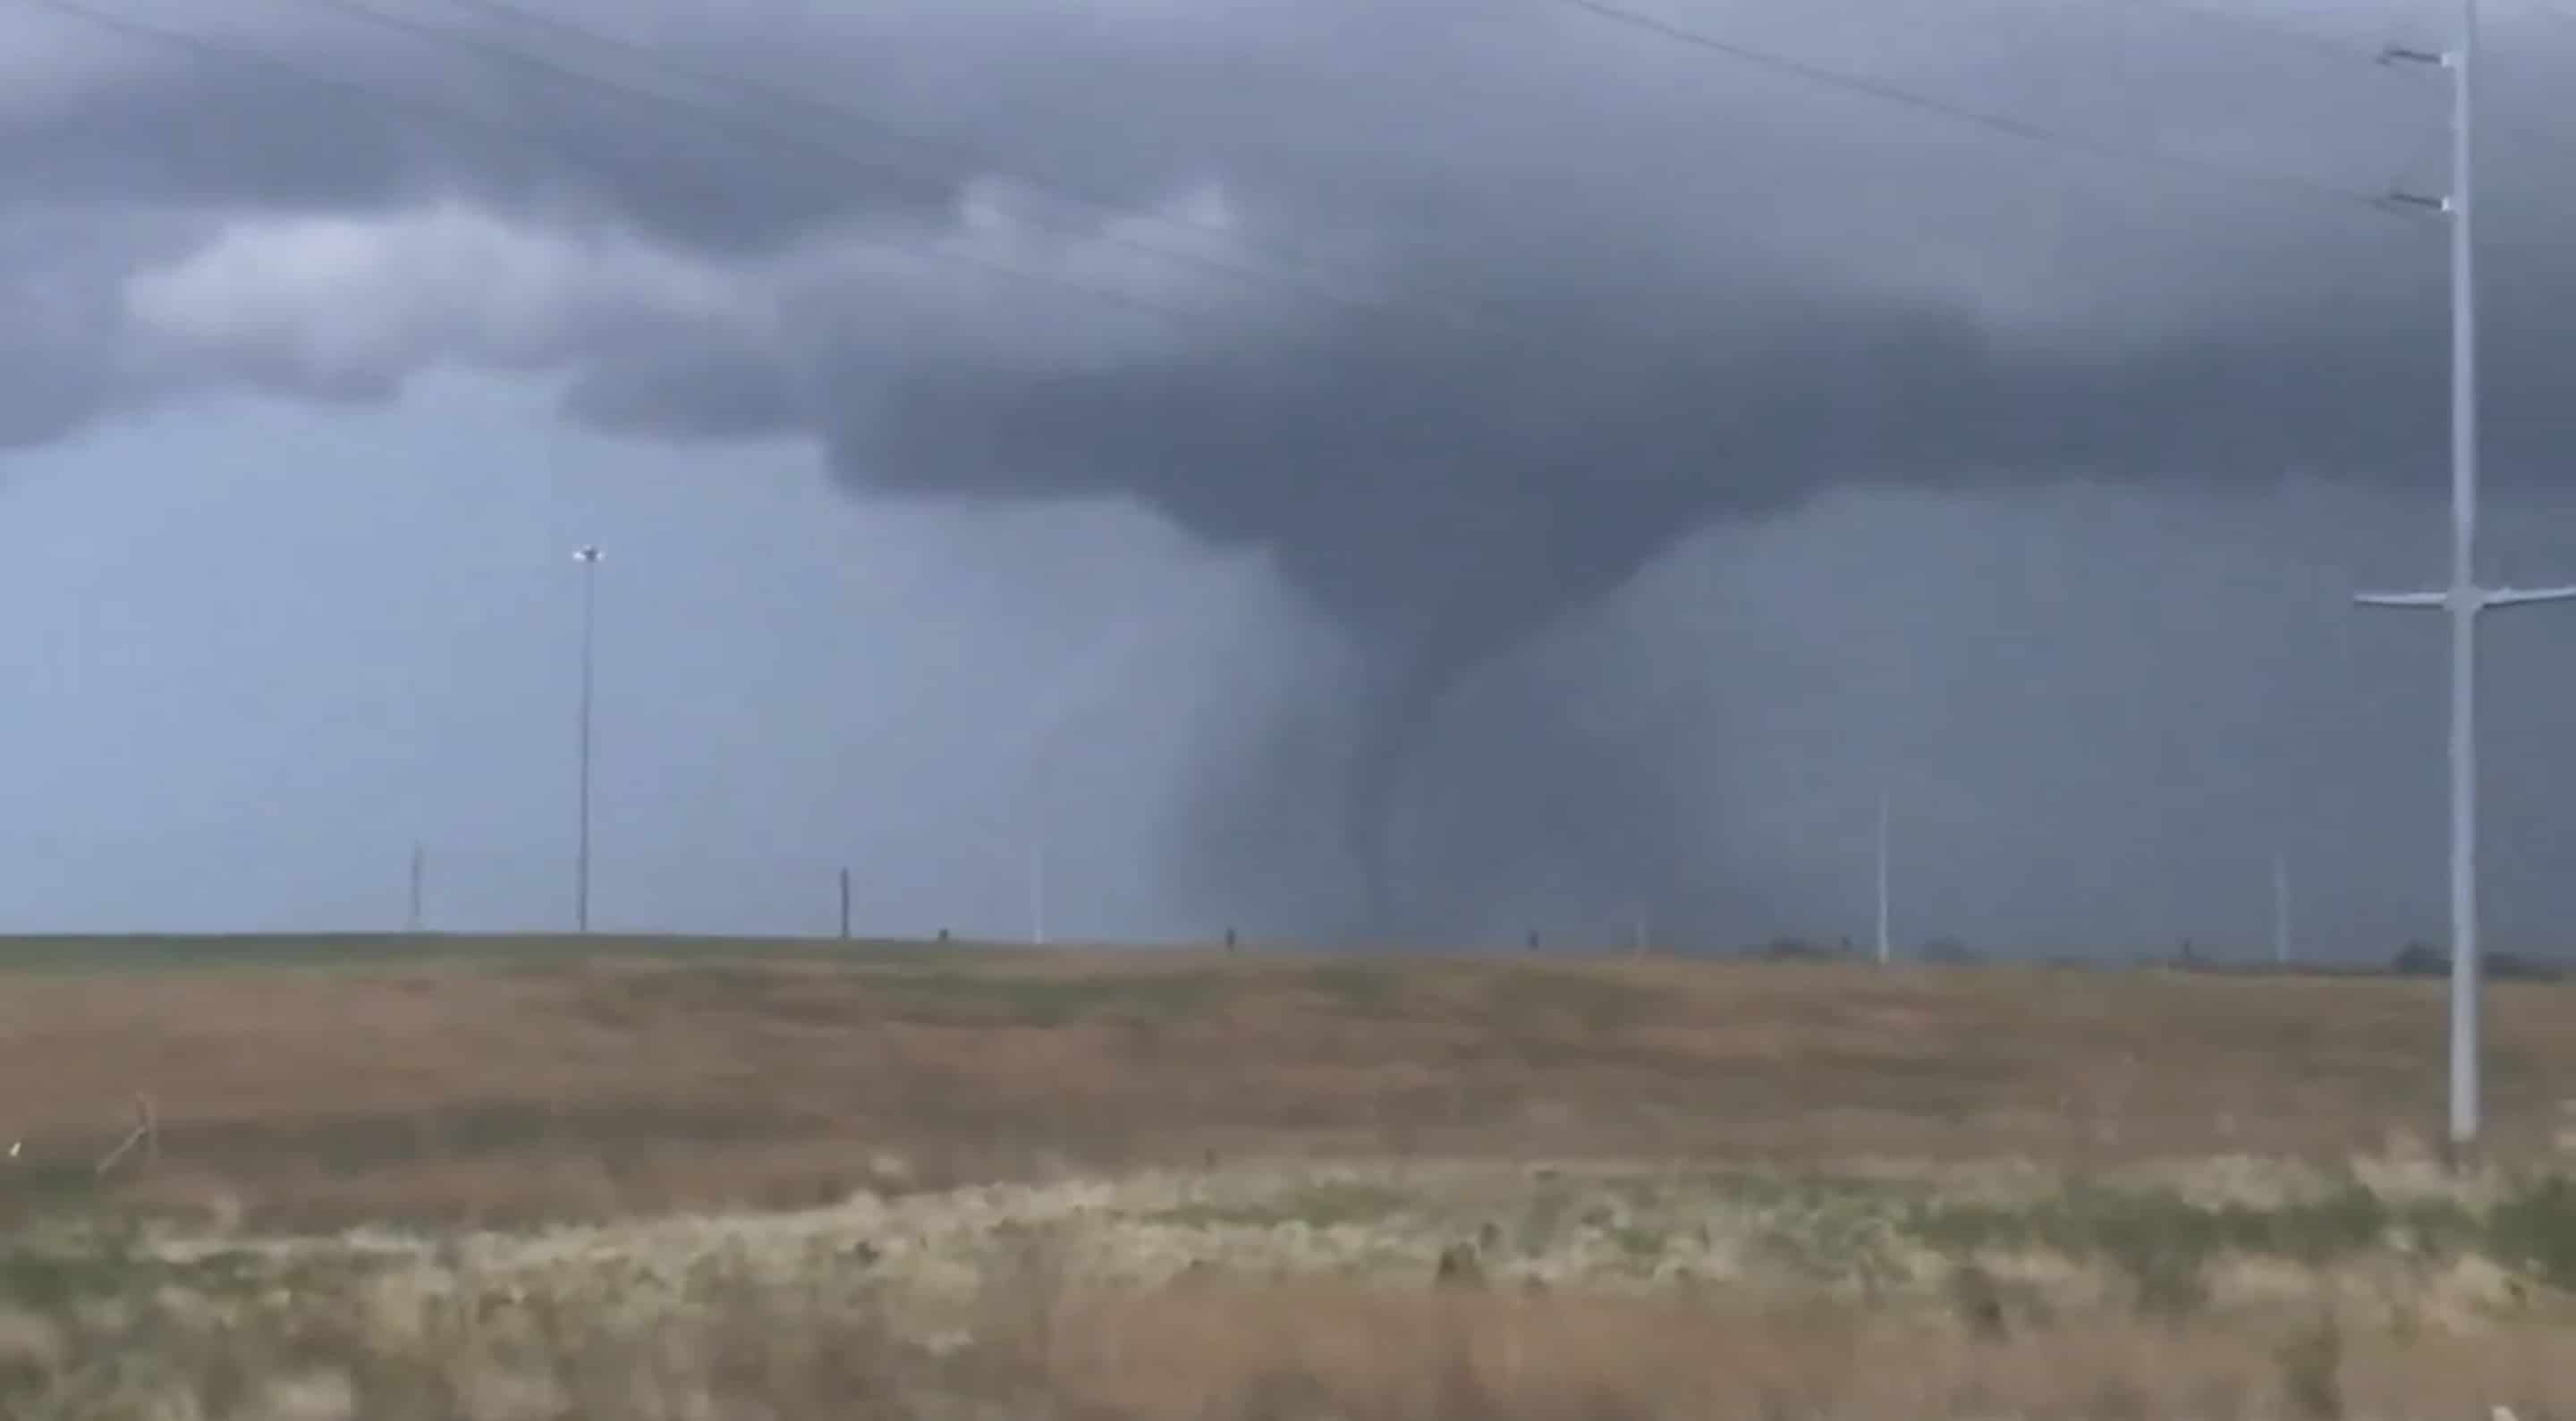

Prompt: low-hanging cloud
[{"left": 5, "top": 0, "right": 2573, "bottom": 933}]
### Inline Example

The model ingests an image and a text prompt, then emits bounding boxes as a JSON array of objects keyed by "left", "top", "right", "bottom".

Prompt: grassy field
[
  {"left": 0, "top": 939, "right": 2567, "bottom": 1225},
  {"left": 0, "top": 938, "right": 2572, "bottom": 1417},
  {"left": 5, "top": 1157, "right": 2576, "bottom": 1417}
]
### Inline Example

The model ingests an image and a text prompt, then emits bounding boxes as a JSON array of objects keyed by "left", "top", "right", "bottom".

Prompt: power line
[
  {"left": 306, "top": 0, "right": 2445, "bottom": 332},
  {"left": 359, "top": 0, "right": 1393, "bottom": 299},
  {"left": 2080, "top": 0, "right": 2397, "bottom": 65},
  {"left": 430, "top": 0, "right": 2576, "bottom": 184},
  {"left": 404, "top": 0, "right": 2493, "bottom": 247},
  {"left": 248, "top": 0, "right": 1447, "bottom": 327},
  {"left": 25, "top": 0, "right": 2507, "bottom": 347},
  {"left": 17, "top": 0, "right": 1282, "bottom": 332},
  {"left": 355, "top": 0, "right": 2462, "bottom": 262},
  {"left": 339, "top": 0, "right": 2466, "bottom": 336},
  {"left": 135, "top": 0, "right": 2446, "bottom": 296},
  {"left": 361, "top": 0, "right": 2576, "bottom": 309},
  {"left": 1536, "top": 0, "right": 2411, "bottom": 215},
  {"left": 2084, "top": 0, "right": 2576, "bottom": 176}
]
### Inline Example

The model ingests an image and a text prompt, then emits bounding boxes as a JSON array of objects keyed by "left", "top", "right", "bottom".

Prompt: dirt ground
[{"left": 0, "top": 942, "right": 2563, "bottom": 1226}]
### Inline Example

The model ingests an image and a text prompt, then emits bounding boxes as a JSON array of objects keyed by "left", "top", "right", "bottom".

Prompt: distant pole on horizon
[
  {"left": 2362, "top": 2, "right": 2576, "bottom": 1161},
  {"left": 2273, "top": 852, "right": 2292, "bottom": 968},
  {"left": 1874, "top": 793, "right": 1892, "bottom": 965},
  {"left": 407, "top": 842, "right": 425, "bottom": 935},
  {"left": 572, "top": 545, "right": 604, "bottom": 935},
  {"left": 1030, "top": 843, "right": 1047, "bottom": 945}
]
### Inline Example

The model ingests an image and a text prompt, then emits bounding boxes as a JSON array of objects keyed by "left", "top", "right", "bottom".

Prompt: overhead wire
[
  {"left": 369, "top": 0, "right": 2576, "bottom": 325},
  {"left": 404, "top": 0, "right": 2576, "bottom": 216},
  {"left": 90, "top": 0, "right": 2429, "bottom": 356},
  {"left": 254, "top": 0, "right": 2488, "bottom": 359},
  {"left": 363, "top": 0, "right": 2420, "bottom": 223},
  {"left": 67, "top": 0, "right": 2448, "bottom": 237},
  {"left": 2080, "top": 0, "right": 2398, "bottom": 65},
  {"left": 21, "top": 0, "right": 2528, "bottom": 348},
  {"left": 165, "top": 0, "right": 2451, "bottom": 236},
  {"left": 1533, "top": 0, "right": 2414, "bottom": 216},
  {"left": 2076, "top": 0, "right": 2576, "bottom": 182},
  {"left": 321, "top": 0, "right": 1394, "bottom": 298},
  {"left": 16, "top": 0, "right": 1293, "bottom": 333},
  {"left": 239, "top": 0, "right": 1470, "bottom": 329}
]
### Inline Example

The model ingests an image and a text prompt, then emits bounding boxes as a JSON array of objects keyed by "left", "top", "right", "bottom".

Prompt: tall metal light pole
[
  {"left": 572, "top": 545, "right": 603, "bottom": 935},
  {"left": 2362, "top": 2, "right": 2576, "bottom": 1160}
]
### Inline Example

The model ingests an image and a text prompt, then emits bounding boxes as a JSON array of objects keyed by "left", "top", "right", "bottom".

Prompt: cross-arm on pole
[
  {"left": 2482, "top": 585, "right": 2576, "bottom": 610},
  {"left": 2356, "top": 587, "right": 2576, "bottom": 611}
]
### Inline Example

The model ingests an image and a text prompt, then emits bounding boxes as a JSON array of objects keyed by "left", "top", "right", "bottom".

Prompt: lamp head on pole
[{"left": 572, "top": 546, "right": 603, "bottom": 564}]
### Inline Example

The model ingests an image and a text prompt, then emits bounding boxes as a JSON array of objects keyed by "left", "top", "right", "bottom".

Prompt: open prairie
[
  {"left": 0, "top": 940, "right": 2567, "bottom": 1224},
  {"left": 2, "top": 940, "right": 2574, "bottom": 1418}
]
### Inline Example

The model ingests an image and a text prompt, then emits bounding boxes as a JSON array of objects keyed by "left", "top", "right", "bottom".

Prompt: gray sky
[{"left": 0, "top": 0, "right": 2573, "bottom": 955}]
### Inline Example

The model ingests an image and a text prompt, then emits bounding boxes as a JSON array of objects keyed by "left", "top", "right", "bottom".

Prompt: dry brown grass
[
  {"left": 4, "top": 1227, "right": 2573, "bottom": 1420},
  {"left": 1051, "top": 1285, "right": 2576, "bottom": 1421},
  {"left": 0, "top": 946, "right": 2569, "bottom": 1225},
  {"left": 2, "top": 942, "right": 2575, "bottom": 1415}
]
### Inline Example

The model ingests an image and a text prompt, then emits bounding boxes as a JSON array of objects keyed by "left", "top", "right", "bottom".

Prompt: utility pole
[
  {"left": 2362, "top": 4, "right": 2576, "bottom": 1161},
  {"left": 1874, "top": 793, "right": 1893, "bottom": 965},
  {"left": 572, "top": 545, "right": 603, "bottom": 935},
  {"left": 407, "top": 842, "right": 425, "bottom": 934},
  {"left": 2273, "top": 851, "right": 2292, "bottom": 968},
  {"left": 838, "top": 867, "right": 852, "bottom": 941},
  {"left": 1030, "top": 843, "right": 1047, "bottom": 945}
]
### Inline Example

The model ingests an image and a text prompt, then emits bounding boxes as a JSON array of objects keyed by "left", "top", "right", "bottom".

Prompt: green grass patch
[
  {"left": 1898, "top": 1180, "right": 2496, "bottom": 1319},
  {"left": 1608, "top": 1224, "right": 1667, "bottom": 1261},
  {"left": 1153, "top": 1180, "right": 1414, "bottom": 1231},
  {"left": 2484, "top": 1174, "right": 2576, "bottom": 1292}
]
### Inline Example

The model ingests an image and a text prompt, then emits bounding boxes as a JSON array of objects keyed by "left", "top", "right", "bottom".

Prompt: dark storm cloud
[
  {"left": 539, "top": 0, "right": 2549, "bottom": 691},
  {"left": 0, "top": 5, "right": 979, "bottom": 250},
  {"left": 3, "top": 0, "right": 2570, "bottom": 931},
  {"left": 5, "top": 1, "right": 2515, "bottom": 564}
]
